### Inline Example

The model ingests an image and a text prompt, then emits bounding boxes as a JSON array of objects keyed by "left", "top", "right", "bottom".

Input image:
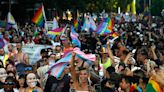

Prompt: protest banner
[
  {"left": 22, "top": 44, "right": 52, "bottom": 65},
  {"left": 5, "top": 43, "right": 52, "bottom": 65}
]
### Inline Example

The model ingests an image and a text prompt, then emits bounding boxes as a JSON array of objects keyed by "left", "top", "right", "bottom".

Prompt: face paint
[
  {"left": 0, "top": 68, "right": 7, "bottom": 83},
  {"left": 26, "top": 73, "right": 37, "bottom": 88}
]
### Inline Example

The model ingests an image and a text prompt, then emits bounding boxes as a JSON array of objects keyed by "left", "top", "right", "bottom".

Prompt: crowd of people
[{"left": 0, "top": 13, "right": 164, "bottom": 92}]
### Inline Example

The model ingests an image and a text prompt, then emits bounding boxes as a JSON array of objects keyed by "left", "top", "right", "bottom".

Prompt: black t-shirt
[
  {"left": 0, "top": 82, "right": 4, "bottom": 89},
  {"left": 44, "top": 75, "right": 70, "bottom": 92}
]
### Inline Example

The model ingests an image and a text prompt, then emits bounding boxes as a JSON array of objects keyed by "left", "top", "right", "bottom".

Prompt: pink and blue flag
[
  {"left": 89, "top": 16, "right": 97, "bottom": 31},
  {"left": 70, "top": 26, "right": 81, "bottom": 48},
  {"left": 82, "top": 16, "right": 97, "bottom": 31},
  {"left": 48, "top": 48, "right": 96, "bottom": 78},
  {"left": 82, "top": 17, "right": 90, "bottom": 31},
  {"left": 48, "top": 52, "right": 72, "bottom": 78},
  {"left": 74, "top": 17, "right": 81, "bottom": 30}
]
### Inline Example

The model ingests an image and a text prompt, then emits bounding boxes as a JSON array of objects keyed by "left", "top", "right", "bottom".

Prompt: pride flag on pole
[
  {"left": 47, "top": 28, "right": 63, "bottom": 36},
  {"left": 96, "top": 18, "right": 114, "bottom": 35},
  {"left": 74, "top": 10, "right": 81, "bottom": 30},
  {"left": 32, "top": 4, "right": 46, "bottom": 27},
  {"left": 7, "top": 12, "right": 18, "bottom": 30}
]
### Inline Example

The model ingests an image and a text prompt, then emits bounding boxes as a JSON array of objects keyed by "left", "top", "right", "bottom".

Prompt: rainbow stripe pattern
[
  {"left": 146, "top": 79, "right": 162, "bottom": 92},
  {"left": 96, "top": 18, "right": 114, "bottom": 35},
  {"left": 48, "top": 28, "right": 63, "bottom": 36},
  {"left": 129, "top": 83, "right": 142, "bottom": 92},
  {"left": 32, "top": 5, "right": 44, "bottom": 27},
  {"left": 110, "top": 32, "right": 119, "bottom": 38},
  {"left": 74, "top": 17, "right": 81, "bottom": 30}
]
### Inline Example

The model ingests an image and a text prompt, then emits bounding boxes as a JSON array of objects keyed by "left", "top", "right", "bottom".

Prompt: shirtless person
[{"left": 15, "top": 42, "right": 29, "bottom": 65}]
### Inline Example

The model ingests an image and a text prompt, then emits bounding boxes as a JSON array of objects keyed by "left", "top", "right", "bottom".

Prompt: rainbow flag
[
  {"left": 74, "top": 18, "right": 81, "bottom": 30},
  {"left": 146, "top": 79, "right": 162, "bottom": 92},
  {"left": 48, "top": 28, "right": 63, "bottom": 36},
  {"left": 74, "top": 19, "right": 78, "bottom": 28},
  {"left": 70, "top": 26, "right": 81, "bottom": 48},
  {"left": 96, "top": 18, "right": 114, "bottom": 35},
  {"left": 110, "top": 32, "right": 119, "bottom": 38},
  {"left": 32, "top": 4, "right": 46, "bottom": 27},
  {"left": 129, "top": 83, "right": 142, "bottom": 92},
  {"left": 74, "top": 10, "right": 81, "bottom": 30}
]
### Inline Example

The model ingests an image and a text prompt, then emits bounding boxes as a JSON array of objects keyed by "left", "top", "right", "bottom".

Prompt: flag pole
[{"left": 9, "top": 0, "right": 11, "bottom": 12}]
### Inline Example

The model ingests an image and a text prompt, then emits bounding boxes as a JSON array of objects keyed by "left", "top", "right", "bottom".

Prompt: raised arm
[
  {"left": 106, "top": 43, "right": 115, "bottom": 65},
  {"left": 70, "top": 52, "right": 77, "bottom": 83},
  {"left": 150, "top": 45, "right": 158, "bottom": 60}
]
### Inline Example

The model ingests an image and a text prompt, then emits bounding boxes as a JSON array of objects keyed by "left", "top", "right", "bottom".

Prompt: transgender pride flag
[
  {"left": 48, "top": 48, "right": 96, "bottom": 78},
  {"left": 70, "top": 26, "right": 81, "bottom": 48},
  {"left": 48, "top": 52, "right": 72, "bottom": 78}
]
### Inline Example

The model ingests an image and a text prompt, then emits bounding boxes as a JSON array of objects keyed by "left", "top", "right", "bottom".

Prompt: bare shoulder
[
  {"left": 19, "top": 88, "right": 25, "bottom": 92},
  {"left": 37, "top": 87, "right": 43, "bottom": 92}
]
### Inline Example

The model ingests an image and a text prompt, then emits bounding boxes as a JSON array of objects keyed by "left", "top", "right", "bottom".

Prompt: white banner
[
  {"left": 5, "top": 43, "right": 52, "bottom": 65},
  {"left": 22, "top": 44, "right": 52, "bottom": 65}
]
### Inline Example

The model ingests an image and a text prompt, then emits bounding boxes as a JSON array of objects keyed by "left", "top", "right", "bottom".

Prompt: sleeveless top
[{"left": 99, "top": 58, "right": 111, "bottom": 69}]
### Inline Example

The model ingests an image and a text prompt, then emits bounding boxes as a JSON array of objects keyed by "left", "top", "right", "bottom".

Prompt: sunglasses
[
  {"left": 4, "top": 82, "right": 15, "bottom": 85},
  {"left": 24, "top": 67, "right": 33, "bottom": 71}
]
